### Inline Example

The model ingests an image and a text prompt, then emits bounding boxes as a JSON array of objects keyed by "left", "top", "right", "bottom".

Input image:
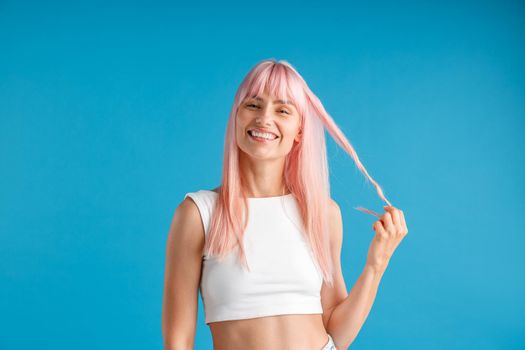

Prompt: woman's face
[{"left": 236, "top": 91, "right": 302, "bottom": 161}]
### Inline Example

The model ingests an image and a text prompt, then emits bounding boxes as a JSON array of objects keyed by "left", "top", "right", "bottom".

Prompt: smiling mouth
[{"left": 247, "top": 130, "right": 279, "bottom": 142}]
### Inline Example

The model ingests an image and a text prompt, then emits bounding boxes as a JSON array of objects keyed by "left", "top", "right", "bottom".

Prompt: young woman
[{"left": 162, "top": 59, "right": 409, "bottom": 350}]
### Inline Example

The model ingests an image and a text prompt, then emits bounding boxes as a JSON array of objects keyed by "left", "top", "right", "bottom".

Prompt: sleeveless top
[{"left": 184, "top": 189, "right": 324, "bottom": 325}]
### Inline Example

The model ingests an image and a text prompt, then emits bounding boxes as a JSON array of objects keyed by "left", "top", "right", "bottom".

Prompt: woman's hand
[{"left": 366, "top": 205, "right": 409, "bottom": 273}]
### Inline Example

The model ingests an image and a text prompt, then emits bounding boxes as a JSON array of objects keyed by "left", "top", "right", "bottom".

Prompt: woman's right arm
[{"left": 162, "top": 197, "right": 205, "bottom": 350}]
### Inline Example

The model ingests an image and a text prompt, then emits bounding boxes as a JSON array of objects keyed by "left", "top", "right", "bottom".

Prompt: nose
[
  {"left": 255, "top": 116, "right": 271, "bottom": 126},
  {"left": 255, "top": 108, "right": 274, "bottom": 126}
]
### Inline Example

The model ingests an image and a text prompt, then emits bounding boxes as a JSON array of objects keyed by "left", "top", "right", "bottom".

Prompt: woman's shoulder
[
  {"left": 180, "top": 186, "right": 220, "bottom": 234},
  {"left": 182, "top": 187, "right": 218, "bottom": 210},
  {"left": 170, "top": 195, "right": 205, "bottom": 240}
]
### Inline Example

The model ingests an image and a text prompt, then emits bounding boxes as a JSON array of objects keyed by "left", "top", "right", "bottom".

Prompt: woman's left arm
[{"left": 328, "top": 206, "right": 409, "bottom": 349}]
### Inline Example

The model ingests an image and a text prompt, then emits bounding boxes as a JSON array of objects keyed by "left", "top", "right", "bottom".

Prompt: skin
[{"left": 161, "top": 90, "right": 409, "bottom": 349}]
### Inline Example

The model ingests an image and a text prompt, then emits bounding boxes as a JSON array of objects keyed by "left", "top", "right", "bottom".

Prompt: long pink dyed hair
[{"left": 203, "top": 58, "right": 392, "bottom": 287}]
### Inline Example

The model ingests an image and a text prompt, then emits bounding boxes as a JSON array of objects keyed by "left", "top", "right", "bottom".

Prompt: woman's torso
[{"left": 191, "top": 188, "right": 331, "bottom": 349}]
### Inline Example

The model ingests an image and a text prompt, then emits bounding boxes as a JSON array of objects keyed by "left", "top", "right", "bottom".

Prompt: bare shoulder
[
  {"left": 168, "top": 196, "right": 204, "bottom": 243},
  {"left": 176, "top": 196, "right": 201, "bottom": 222}
]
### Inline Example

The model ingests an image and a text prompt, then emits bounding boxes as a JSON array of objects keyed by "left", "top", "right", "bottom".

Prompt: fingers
[
  {"left": 380, "top": 208, "right": 396, "bottom": 234},
  {"left": 383, "top": 206, "right": 408, "bottom": 236},
  {"left": 383, "top": 206, "right": 400, "bottom": 227},
  {"left": 373, "top": 220, "right": 388, "bottom": 238}
]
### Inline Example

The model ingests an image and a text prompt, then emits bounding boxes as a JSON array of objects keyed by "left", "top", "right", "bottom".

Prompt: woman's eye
[{"left": 245, "top": 103, "right": 289, "bottom": 115}]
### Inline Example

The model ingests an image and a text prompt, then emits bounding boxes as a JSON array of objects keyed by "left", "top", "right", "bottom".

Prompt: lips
[{"left": 247, "top": 128, "right": 279, "bottom": 138}]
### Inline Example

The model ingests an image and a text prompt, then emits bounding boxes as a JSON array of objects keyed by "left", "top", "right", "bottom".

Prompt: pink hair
[{"left": 203, "top": 58, "right": 392, "bottom": 287}]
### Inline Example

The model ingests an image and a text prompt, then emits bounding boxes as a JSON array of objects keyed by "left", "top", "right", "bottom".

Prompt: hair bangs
[{"left": 242, "top": 63, "right": 305, "bottom": 116}]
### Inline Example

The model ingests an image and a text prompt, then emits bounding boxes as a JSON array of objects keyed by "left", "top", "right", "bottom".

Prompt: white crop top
[{"left": 184, "top": 189, "right": 324, "bottom": 324}]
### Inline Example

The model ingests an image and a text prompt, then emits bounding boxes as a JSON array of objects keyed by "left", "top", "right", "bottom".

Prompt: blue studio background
[{"left": 1, "top": 1, "right": 524, "bottom": 349}]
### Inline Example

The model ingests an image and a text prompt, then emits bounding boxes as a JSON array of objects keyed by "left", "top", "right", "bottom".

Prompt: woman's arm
[
  {"left": 162, "top": 197, "right": 205, "bottom": 350},
  {"left": 327, "top": 264, "right": 385, "bottom": 349},
  {"left": 328, "top": 206, "right": 408, "bottom": 349}
]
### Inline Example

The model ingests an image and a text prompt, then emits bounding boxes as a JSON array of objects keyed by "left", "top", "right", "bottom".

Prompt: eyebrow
[{"left": 251, "top": 95, "right": 295, "bottom": 107}]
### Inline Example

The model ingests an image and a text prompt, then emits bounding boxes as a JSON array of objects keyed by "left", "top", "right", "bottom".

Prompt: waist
[{"left": 209, "top": 314, "right": 329, "bottom": 350}]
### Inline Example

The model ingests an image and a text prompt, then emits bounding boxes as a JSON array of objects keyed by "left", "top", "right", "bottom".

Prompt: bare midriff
[{"left": 208, "top": 313, "right": 330, "bottom": 350}]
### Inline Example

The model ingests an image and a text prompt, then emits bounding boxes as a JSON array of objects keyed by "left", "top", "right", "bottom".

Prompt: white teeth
[{"left": 249, "top": 130, "right": 277, "bottom": 140}]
